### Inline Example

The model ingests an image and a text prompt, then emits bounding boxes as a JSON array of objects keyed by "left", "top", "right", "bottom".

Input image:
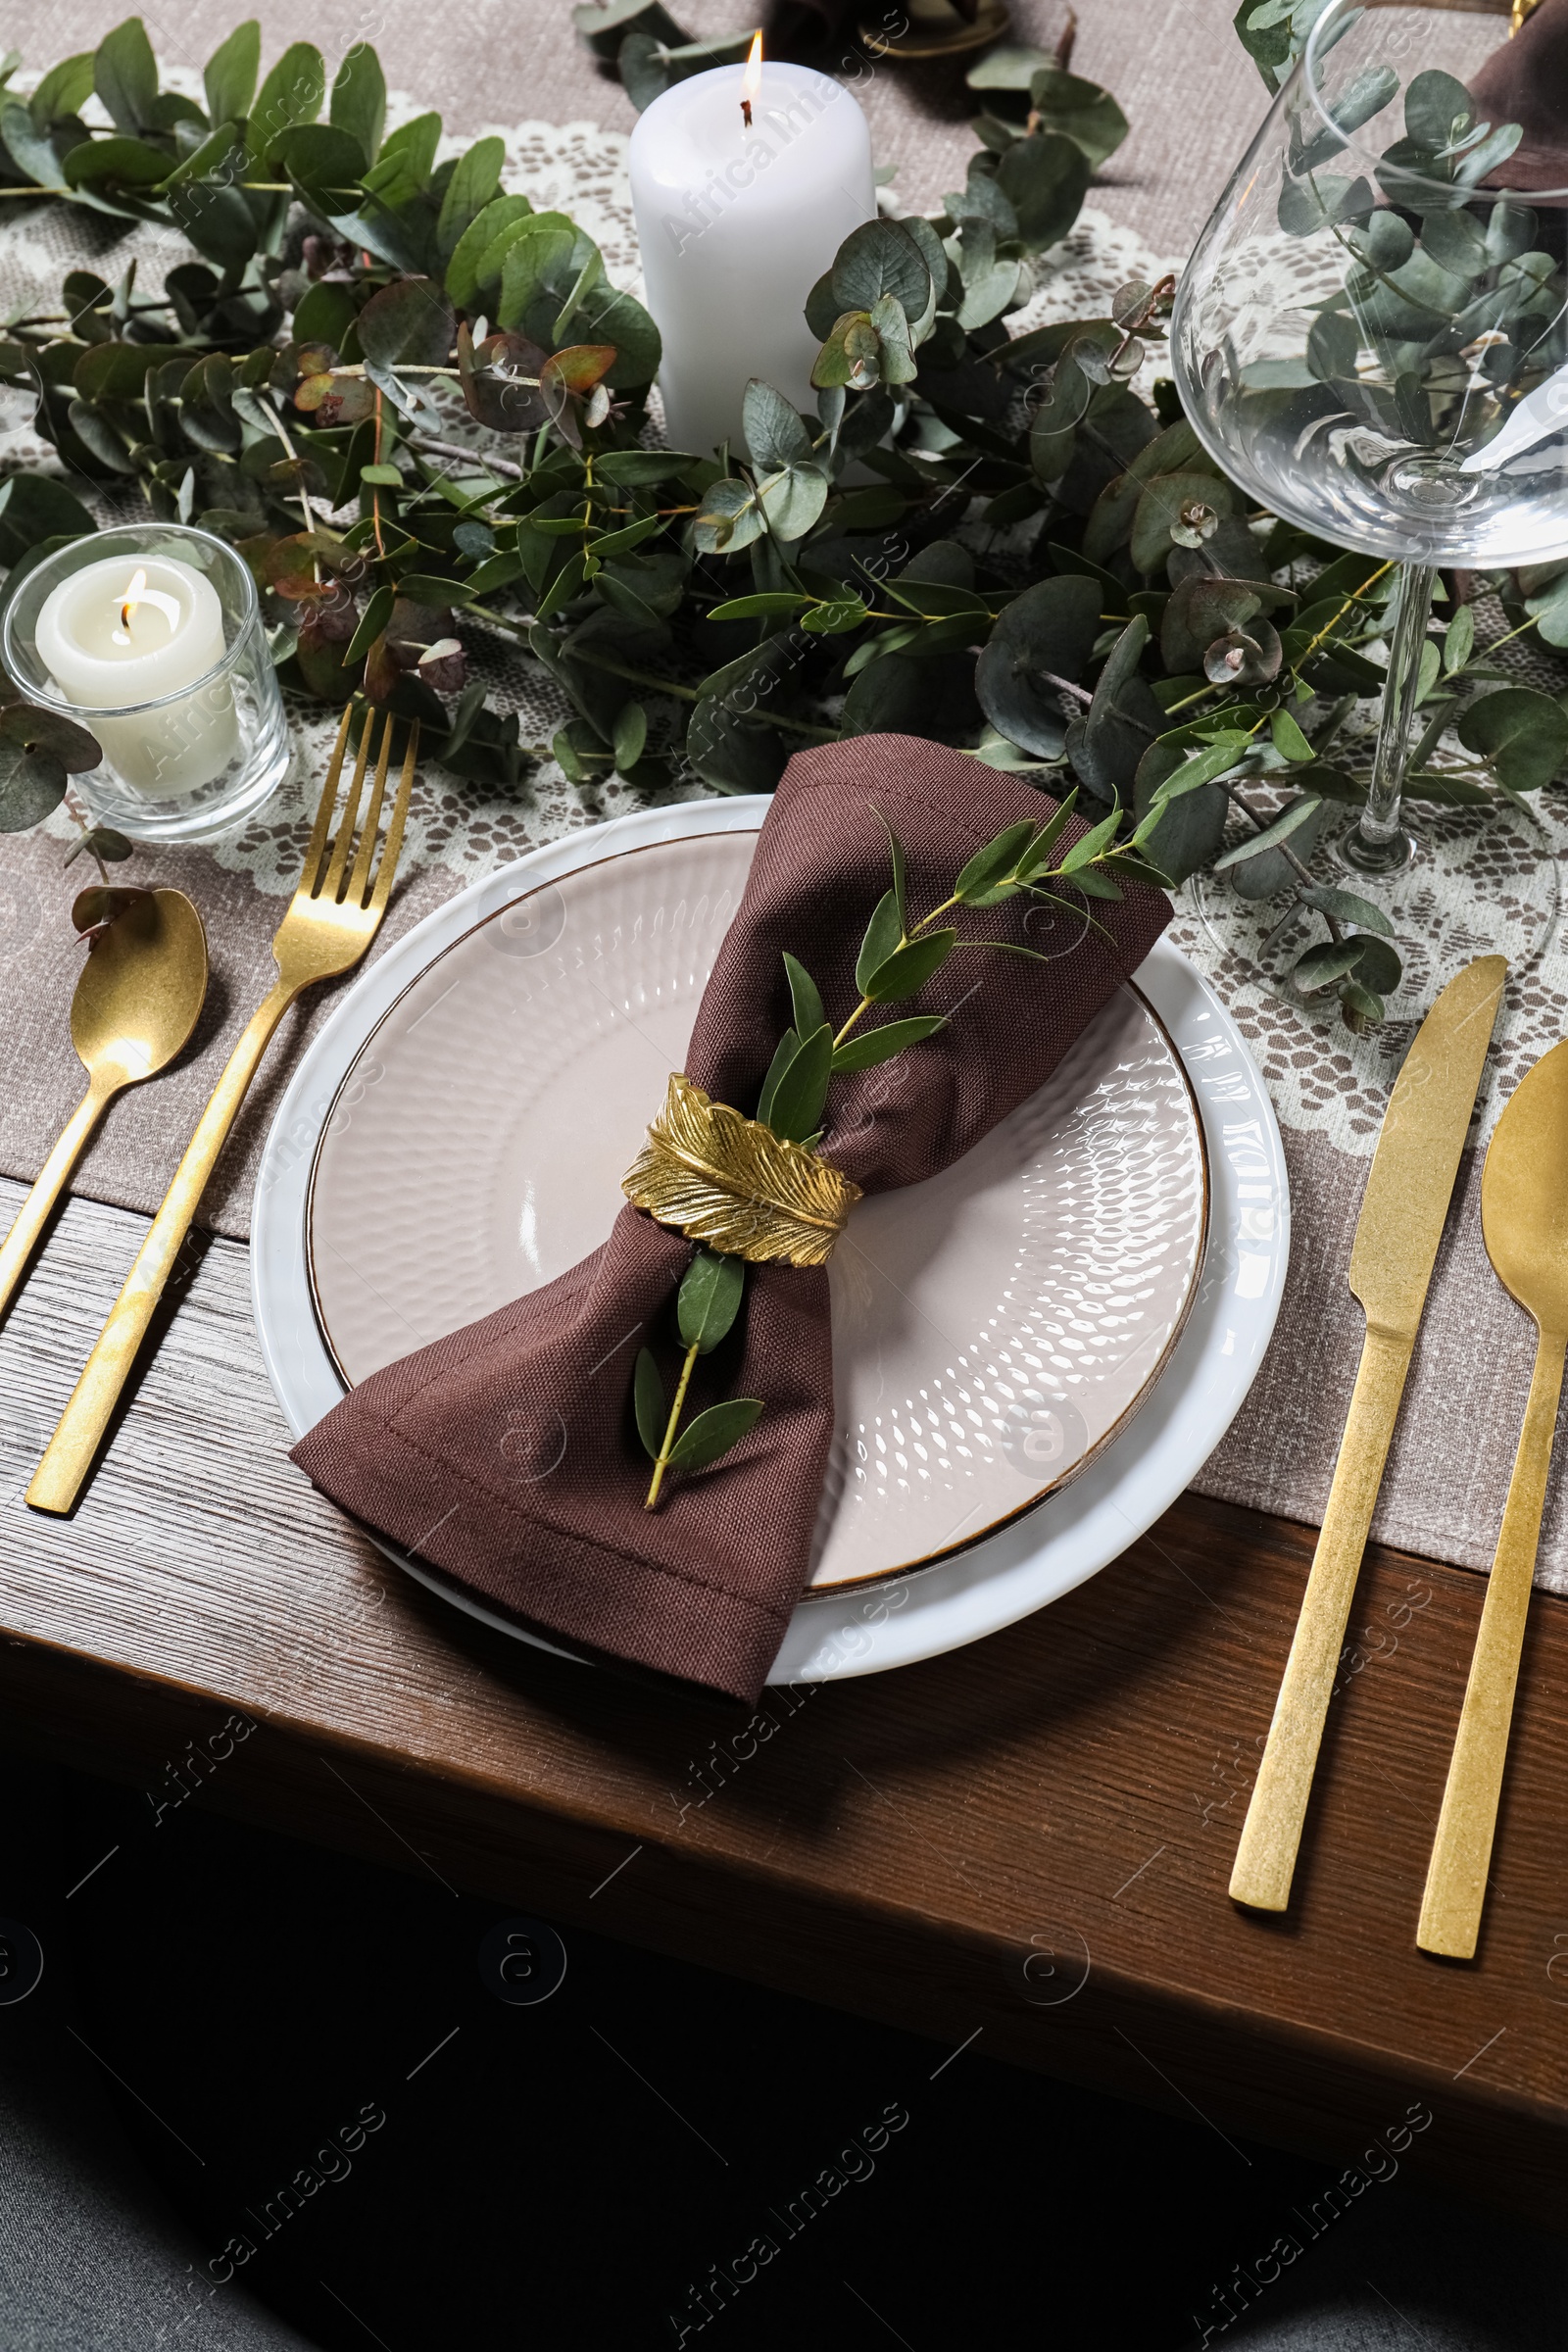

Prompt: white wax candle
[
  {"left": 629, "top": 60, "right": 875, "bottom": 460},
  {"left": 35, "top": 553, "right": 241, "bottom": 797}
]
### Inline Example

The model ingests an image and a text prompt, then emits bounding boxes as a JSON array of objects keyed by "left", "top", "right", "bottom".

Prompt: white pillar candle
[
  {"left": 629, "top": 55, "right": 876, "bottom": 460},
  {"left": 35, "top": 553, "right": 242, "bottom": 797}
]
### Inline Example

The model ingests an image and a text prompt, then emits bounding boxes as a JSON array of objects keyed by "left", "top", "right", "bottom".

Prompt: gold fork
[{"left": 27, "top": 706, "right": 418, "bottom": 1515}]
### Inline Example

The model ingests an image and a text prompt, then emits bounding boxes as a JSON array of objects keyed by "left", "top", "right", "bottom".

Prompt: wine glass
[{"left": 1171, "top": 0, "right": 1567, "bottom": 1011}]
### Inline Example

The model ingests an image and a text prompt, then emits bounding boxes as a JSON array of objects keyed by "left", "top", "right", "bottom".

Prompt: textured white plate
[
  {"left": 304, "top": 829, "right": 1208, "bottom": 1591},
  {"left": 253, "top": 798, "right": 1289, "bottom": 1680}
]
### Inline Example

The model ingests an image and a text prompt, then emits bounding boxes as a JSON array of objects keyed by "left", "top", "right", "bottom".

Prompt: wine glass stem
[{"left": 1344, "top": 561, "right": 1434, "bottom": 876}]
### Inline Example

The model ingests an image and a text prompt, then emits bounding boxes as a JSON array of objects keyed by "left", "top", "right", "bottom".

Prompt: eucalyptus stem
[
  {"left": 561, "top": 648, "right": 843, "bottom": 740},
  {"left": 645, "top": 1339, "right": 700, "bottom": 1509},
  {"left": 412, "top": 435, "right": 528, "bottom": 480},
  {"left": 833, "top": 998, "right": 871, "bottom": 1049},
  {"left": 328, "top": 362, "right": 460, "bottom": 377},
  {"left": 370, "top": 387, "right": 388, "bottom": 559},
  {"left": 268, "top": 399, "right": 318, "bottom": 548}
]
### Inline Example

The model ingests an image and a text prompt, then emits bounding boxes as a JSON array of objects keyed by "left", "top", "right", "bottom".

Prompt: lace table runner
[{"left": 1, "top": 110, "right": 1564, "bottom": 1595}]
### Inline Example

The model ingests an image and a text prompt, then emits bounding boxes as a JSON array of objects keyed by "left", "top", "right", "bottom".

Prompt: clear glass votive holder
[{"left": 2, "top": 522, "right": 290, "bottom": 844}]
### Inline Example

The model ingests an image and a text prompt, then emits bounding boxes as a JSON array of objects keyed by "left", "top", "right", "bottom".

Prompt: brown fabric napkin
[
  {"left": 1469, "top": 0, "right": 1568, "bottom": 191},
  {"left": 289, "top": 736, "right": 1171, "bottom": 1702}
]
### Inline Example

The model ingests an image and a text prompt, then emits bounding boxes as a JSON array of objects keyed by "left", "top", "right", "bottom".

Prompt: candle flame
[
  {"left": 741, "top": 29, "right": 761, "bottom": 121},
  {"left": 121, "top": 567, "right": 147, "bottom": 631}
]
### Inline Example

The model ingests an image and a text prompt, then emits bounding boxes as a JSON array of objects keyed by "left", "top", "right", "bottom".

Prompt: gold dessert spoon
[
  {"left": 1418, "top": 1036, "right": 1568, "bottom": 1959},
  {"left": 0, "top": 889, "right": 209, "bottom": 1322}
]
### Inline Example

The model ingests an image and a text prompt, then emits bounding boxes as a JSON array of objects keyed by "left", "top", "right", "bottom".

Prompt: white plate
[
  {"left": 253, "top": 798, "right": 1289, "bottom": 1681},
  {"left": 304, "top": 828, "right": 1209, "bottom": 1592}
]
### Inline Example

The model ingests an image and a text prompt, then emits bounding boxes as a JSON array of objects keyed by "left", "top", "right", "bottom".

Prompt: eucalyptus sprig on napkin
[{"left": 632, "top": 796, "right": 1164, "bottom": 1501}]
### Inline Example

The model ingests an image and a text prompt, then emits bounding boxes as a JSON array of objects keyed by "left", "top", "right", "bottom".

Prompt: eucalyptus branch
[{"left": 0, "top": 6, "right": 1554, "bottom": 975}]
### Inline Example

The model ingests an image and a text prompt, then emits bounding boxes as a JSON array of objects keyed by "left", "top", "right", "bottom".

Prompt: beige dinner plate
[{"left": 307, "top": 828, "right": 1207, "bottom": 1591}]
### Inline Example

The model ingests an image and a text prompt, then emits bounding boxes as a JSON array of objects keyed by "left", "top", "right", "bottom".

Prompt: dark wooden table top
[{"left": 2, "top": 1175, "right": 1564, "bottom": 2230}]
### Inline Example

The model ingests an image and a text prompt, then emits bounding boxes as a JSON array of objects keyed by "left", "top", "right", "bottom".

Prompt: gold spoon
[
  {"left": 1418, "top": 1037, "right": 1568, "bottom": 1959},
  {"left": 0, "top": 890, "right": 209, "bottom": 1320}
]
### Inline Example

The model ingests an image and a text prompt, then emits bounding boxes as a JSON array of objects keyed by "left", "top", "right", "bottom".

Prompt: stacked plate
[{"left": 253, "top": 798, "right": 1288, "bottom": 1681}]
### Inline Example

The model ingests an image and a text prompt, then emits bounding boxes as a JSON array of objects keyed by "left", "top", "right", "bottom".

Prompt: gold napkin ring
[{"left": 621, "top": 1072, "right": 861, "bottom": 1268}]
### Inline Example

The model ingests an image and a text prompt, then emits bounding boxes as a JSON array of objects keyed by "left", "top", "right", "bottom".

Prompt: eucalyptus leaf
[
  {"left": 677, "top": 1247, "right": 746, "bottom": 1353},
  {"left": 93, "top": 18, "right": 158, "bottom": 135},
  {"left": 633, "top": 1347, "right": 666, "bottom": 1460},
  {"left": 830, "top": 1013, "right": 947, "bottom": 1071},
  {"left": 1134, "top": 743, "right": 1228, "bottom": 887},
  {"left": 1129, "top": 469, "right": 1236, "bottom": 575},
  {"left": 30, "top": 53, "right": 95, "bottom": 130},
  {"left": 203, "top": 20, "right": 260, "bottom": 123},
  {"left": 1444, "top": 604, "right": 1476, "bottom": 675},
  {"left": 831, "top": 220, "right": 932, "bottom": 320},
  {"left": 246, "top": 40, "right": 326, "bottom": 166},
  {"left": 1522, "top": 567, "right": 1568, "bottom": 649},
  {"left": 1300, "top": 883, "right": 1395, "bottom": 935},
  {"left": 765, "top": 1022, "right": 834, "bottom": 1143},
  {"left": 856, "top": 891, "right": 904, "bottom": 994},
  {"left": 617, "top": 28, "right": 754, "bottom": 112},
  {"left": 330, "top": 41, "right": 387, "bottom": 163},
  {"left": 1028, "top": 351, "right": 1091, "bottom": 483},
  {"left": 757, "top": 462, "right": 828, "bottom": 543},
  {"left": 954, "top": 819, "right": 1039, "bottom": 906},
  {"left": 1340, "top": 980, "right": 1386, "bottom": 1030},
  {"left": 840, "top": 650, "right": 980, "bottom": 744},
  {"left": 1293, "top": 937, "right": 1369, "bottom": 994},
  {"left": 0, "top": 472, "right": 95, "bottom": 564},
  {"left": 685, "top": 697, "right": 787, "bottom": 794},
  {"left": 742, "top": 379, "right": 813, "bottom": 474},
  {"left": 863, "top": 929, "right": 956, "bottom": 1004},
  {"left": 663, "top": 1396, "right": 764, "bottom": 1477},
  {"left": 1456, "top": 686, "right": 1568, "bottom": 792},
  {"left": 63, "top": 136, "right": 170, "bottom": 191},
  {"left": 0, "top": 739, "right": 70, "bottom": 831},
  {"left": 1348, "top": 935, "right": 1402, "bottom": 995},
  {"left": 756, "top": 1027, "right": 798, "bottom": 1129},
  {"left": 783, "top": 952, "right": 824, "bottom": 1042},
  {"left": 274, "top": 122, "right": 368, "bottom": 210},
  {"left": 1025, "top": 66, "right": 1130, "bottom": 171},
  {"left": 573, "top": 0, "right": 687, "bottom": 58},
  {"left": 1066, "top": 614, "right": 1166, "bottom": 804},
  {"left": 446, "top": 193, "right": 534, "bottom": 308},
  {"left": 1212, "top": 794, "right": 1322, "bottom": 869},
  {"left": 612, "top": 701, "right": 647, "bottom": 771},
  {"left": 358, "top": 275, "right": 455, "bottom": 368},
  {"left": 994, "top": 128, "right": 1091, "bottom": 251},
  {"left": 975, "top": 572, "right": 1102, "bottom": 757}
]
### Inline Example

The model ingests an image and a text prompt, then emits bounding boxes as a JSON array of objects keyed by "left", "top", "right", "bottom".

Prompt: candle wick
[{"left": 741, "top": 98, "right": 753, "bottom": 127}]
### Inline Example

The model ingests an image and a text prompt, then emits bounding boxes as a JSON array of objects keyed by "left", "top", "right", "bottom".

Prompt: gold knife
[{"left": 1229, "top": 954, "right": 1507, "bottom": 1913}]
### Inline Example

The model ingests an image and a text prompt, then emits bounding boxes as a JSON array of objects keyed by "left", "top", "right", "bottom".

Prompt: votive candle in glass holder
[{"left": 3, "top": 522, "right": 290, "bottom": 843}]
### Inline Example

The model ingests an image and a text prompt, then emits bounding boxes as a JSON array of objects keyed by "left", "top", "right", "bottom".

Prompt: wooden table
[{"left": 3, "top": 1170, "right": 1565, "bottom": 2231}]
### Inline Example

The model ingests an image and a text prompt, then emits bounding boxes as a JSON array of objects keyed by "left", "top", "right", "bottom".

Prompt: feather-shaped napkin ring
[{"left": 622, "top": 1072, "right": 861, "bottom": 1270}]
